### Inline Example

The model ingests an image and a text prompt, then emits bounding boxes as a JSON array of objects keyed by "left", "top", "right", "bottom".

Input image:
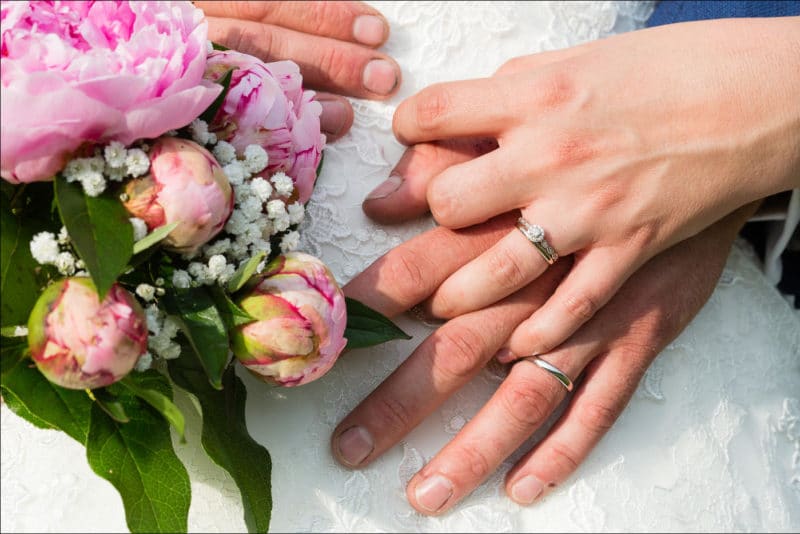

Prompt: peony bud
[
  {"left": 205, "top": 51, "right": 325, "bottom": 203},
  {"left": 232, "top": 252, "right": 346, "bottom": 387},
  {"left": 27, "top": 278, "right": 148, "bottom": 390},
  {"left": 123, "top": 137, "right": 233, "bottom": 255}
]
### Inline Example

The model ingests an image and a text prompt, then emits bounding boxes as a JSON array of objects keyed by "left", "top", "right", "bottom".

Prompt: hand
[
  {"left": 384, "top": 17, "right": 799, "bottom": 359},
  {"left": 200, "top": 1, "right": 402, "bottom": 140},
  {"left": 335, "top": 141, "right": 758, "bottom": 514}
]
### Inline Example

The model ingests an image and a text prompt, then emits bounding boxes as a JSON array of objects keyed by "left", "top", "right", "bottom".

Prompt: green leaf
[
  {"left": 0, "top": 355, "right": 91, "bottom": 443},
  {"left": 55, "top": 178, "right": 134, "bottom": 299},
  {"left": 120, "top": 373, "right": 186, "bottom": 442},
  {"left": 86, "top": 373, "right": 190, "bottom": 533},
  {"left": 1, "top": 335, "right": 28, "bottom": 376},
  {"left": 168, "top": 355, "right": 271, "bottom": 533},
  {"left": 1, "top": 193, "right": 44, "bottom": 327},
  {"left": 344, "top": 297, "right": 412, "bottom": 350},
  {"left": 209, "top": 285, "right": 257, "bottom": 332},
  {"left": 92, "top": 388, "right": 130, "bottom": 423},
  {"left": 200, "top": 68, "right": 235, "bottom": 124},
  {"left": 227, "top": 251, "right": 266, "bottom": 293},
  {"left": 132, "top": 222, "right": 179, "bottom": 255},
  {"left": 211, "top": 41, "right": 230, "bottom": 51},
  {"left": 162, "top": 287, "right": 230, "bottom": 389}
]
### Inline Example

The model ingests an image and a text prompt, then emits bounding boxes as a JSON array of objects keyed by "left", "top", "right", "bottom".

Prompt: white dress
[{"left": 2, "top": 2, "right": 799, "bottom": 532}]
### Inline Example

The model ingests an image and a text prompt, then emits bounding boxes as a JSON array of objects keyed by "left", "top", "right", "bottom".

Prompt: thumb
[{"left": 363, "top": 138, "right": 497, "bottom": 224}]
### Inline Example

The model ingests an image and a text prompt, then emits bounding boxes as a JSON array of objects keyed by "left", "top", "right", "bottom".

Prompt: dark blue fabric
[
  {"left": 647, "top": 0, "right": 800, "bottom": 27},
  {"left": 647, "top": 1, "right": 800, "bottom": 307}
]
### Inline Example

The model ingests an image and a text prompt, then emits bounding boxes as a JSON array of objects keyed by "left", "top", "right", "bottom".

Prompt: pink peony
[
  {"left": 122, "top": 137, "right": 233, "bottom": 256},
  {"left": 0, "top": 1, "right": 221, "bottom": 184},
  {"left": 205, "top": 50, "right": 325, "bottom": 203},
  {"left": 232, "top": 252, "right": 347, "bottom": 387},
  {"left": 27, "top": 278, "right": 148, "bottom": 390}
]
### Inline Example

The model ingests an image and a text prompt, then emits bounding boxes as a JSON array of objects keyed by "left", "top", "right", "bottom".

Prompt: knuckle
[
  {"left": 371, "top": 395, "right": 413, "bottom": 434},
  {"left": 562, "top": 292, "right": 599, "bottom": 323},
  {"left": 318, "top": 45, "right": 360, "bottom": 85},
  {"left": 235, "top": 1, "right": 271, "bottom": 21},
  {"left": 499, "top": 377, "right": 552, "bottom": 431},
  {"left": 532, "top": 68, "right": 575, "bottom": 110},
  {"left": 545, "top": 440, "right": 581, "bottom": 475},
  {"left": 384, "top": 248, "right": 431, "bottom": 297},
  {"left": 414, "top": 84, "right": 452, "bottom": 133},
  {"left": 547, "top": 132, "right": 597, "bottom": 169},
  {"left": 577, "top": 399, "right": 621, "bottom": 434},
  {"left": 495, "top": 56, "right": 525, "bottom": 75},
  {"left": 427, "top": 176, "right": 458, "bottom": 226},
  {"left": 430, "top": 326, "right": 485, "bottom": 381},
  {"left": 451, "top": 444, "right": 492, "bottom": 480},
  {"left": 487, "top": 246, "right": 529, "bottom": 291}
]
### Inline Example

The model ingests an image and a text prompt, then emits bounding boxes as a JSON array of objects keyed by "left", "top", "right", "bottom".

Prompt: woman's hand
[
  {"left": 336, "top": 134, "right": 758, "bottom": 513},
  {"left": 200, "top": 1, "right": 402, "bottom": 140},
  {"left": 379, "top": 16, "right": 799, "bottom": 360}
]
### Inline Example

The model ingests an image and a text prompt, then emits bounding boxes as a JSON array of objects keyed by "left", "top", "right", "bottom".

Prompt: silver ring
[
  {"left": 515, "top": 217, "right": 559, "bottom": 265},
  {"left": 524, "top": 356, "right": 574, "bottom": 391}
]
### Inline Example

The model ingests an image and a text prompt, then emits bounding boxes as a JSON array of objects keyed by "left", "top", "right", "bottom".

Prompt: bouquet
[{"left": 0, "top": 2, "right": 409, "bottom": 532}]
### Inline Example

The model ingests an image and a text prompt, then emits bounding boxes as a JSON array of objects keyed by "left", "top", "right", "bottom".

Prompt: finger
[
  {"left": 392, "top": 78, "right": 513, "bottom": 145},
  {"left": 343, "top": 213, "right": 518, "bottom": 317},
  {"left": 332, "top": 265, "right": 569, "bottom": 473},
  {"left": 504, "top": 349, "right": 643, "bottom": 504},
  {"left": 199, "top": 1, "right": 390, "bottom": 47},
  {"left": 507, "top": 246, "right": 640, "bottom": 357},
  {"left": 404, "top": 343, "right": 590, "bottom": 515},
  {"left": 315, "top": 92, "right": 354, "bottom": 141},
  {"left": 363, "top": 138, "right": 498, "bottom": 224},
  {"left": 426, "top": 148, "right": 536, "bottom": 228},
  {"left": 207, "top": 17, "right": 401, "bottom": 99},
  {"left": 425, "top": 225, "right": 550, "bottom": 319}
]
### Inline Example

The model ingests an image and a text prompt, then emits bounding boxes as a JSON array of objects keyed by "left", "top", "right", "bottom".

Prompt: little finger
[{"left": 507, "top": 246, "right": 641, "bottom": 359}]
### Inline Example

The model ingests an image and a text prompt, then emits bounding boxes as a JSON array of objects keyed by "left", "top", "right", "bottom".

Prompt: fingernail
[
  {"left": 495, "top": 348, "right": 519, "bottom": 364},
  {"left": 362, "top": 59, "right": 398, "bottom": 96},
  {"left": 318, "top": 99, "right": 349, "bottom": 137},
  {"left": 510, "top": 475, "right": 544, "bottom": 505},
  {"left": 365, "top": 174, "right": 403, "bottom": 200},
  {"left": 335, "top": 426, "right": 374, "bottom": 467},
  {"left": 415, "top": 474, "right": 454, "bottom": 513},
  {"left": 353, "top": 15, "right": 387, "bottom": 46}
]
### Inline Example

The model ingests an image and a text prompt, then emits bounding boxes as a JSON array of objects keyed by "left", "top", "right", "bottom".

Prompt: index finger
[{"left": 198, "top": 1, "right": 390, "bottom": 47}]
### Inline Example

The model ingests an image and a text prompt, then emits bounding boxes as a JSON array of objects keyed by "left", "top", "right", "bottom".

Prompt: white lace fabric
[{"left": 3, "top": 2, "right": 799, "bottom": 532}]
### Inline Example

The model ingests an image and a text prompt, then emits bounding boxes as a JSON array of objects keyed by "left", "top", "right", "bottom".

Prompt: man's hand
[
  {"left": 200, "top": 1, "right": 402, "bottom": 140},
  {"left": 335, "top": 141, "right": 757, "bottom": 514}
]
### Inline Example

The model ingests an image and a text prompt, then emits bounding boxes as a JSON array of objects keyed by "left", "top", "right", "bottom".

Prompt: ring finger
[
  {"left": 405, "top": 329, "right": 601, "bottom": 515},
  {"left": 426, "top": 204, "right": 582, "bottom": 319}
]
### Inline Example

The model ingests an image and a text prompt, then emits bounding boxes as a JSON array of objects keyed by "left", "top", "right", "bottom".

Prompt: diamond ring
[{"left": 515, "top": 217, "right": 559, "bottom": 265}]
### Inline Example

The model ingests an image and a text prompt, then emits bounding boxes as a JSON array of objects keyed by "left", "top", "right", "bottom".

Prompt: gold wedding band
[{"left": 515, "top": 217, "right": 559, "bottom": 265}]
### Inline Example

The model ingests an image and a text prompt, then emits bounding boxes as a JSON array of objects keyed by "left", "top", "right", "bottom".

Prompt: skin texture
[
  {"left": 199, "top": 1, "right": 402, "bottom": 141},
  {"left": 383, "top": 17, "right": 800, "bottom": 361},
  {"left": 336, "top": 131, "right": 759, "bottom": 513}
]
